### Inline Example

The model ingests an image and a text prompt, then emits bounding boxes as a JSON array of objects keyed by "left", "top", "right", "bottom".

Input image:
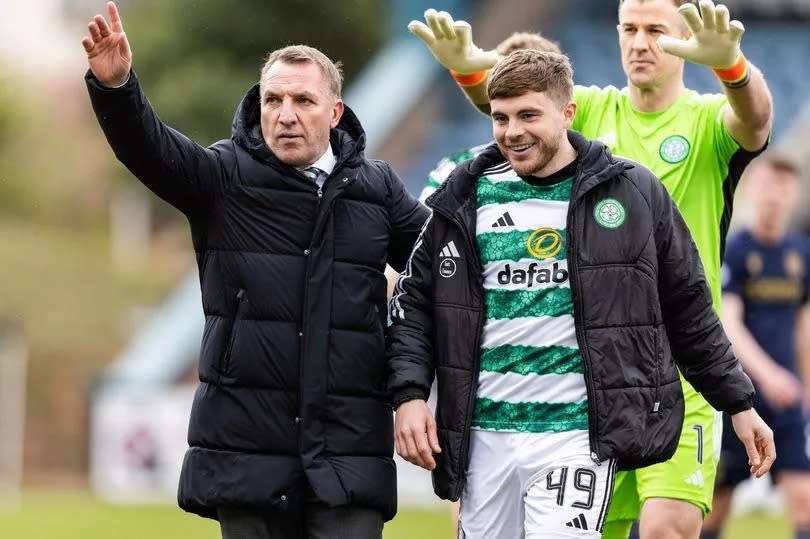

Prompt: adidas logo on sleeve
[
  {"left": 439, "top": 240, "right": 461, "bottom": 278},
  {"left": 440, "top": 240, "right": 461, "bottom": 258}
]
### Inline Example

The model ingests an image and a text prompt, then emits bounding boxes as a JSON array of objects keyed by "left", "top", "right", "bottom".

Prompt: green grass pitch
[{"left": 0, "top": 491, "right": 792, "bottom": 538}]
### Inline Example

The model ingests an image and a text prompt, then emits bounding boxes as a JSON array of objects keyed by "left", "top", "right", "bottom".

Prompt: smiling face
[
  {"left": 618, "top": 0, "right": 688, "bottom": 90},
  {"left": 259, "top": 61, "right": 343, "bottom": 167},
  {"left": 491, "top": 90, "right": 576, "bottom": 176}
]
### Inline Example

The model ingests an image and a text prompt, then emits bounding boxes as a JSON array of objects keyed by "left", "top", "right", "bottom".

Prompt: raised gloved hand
[
  {"left": 408, "top": 9, "right": 498, "bottom": 75},
  {"left": 657, "top": 0, "right": 744, "bottom": 69}
]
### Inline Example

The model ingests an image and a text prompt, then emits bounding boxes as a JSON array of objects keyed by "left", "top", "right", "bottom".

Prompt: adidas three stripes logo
[
  {"left": 491, "top": 211, "right": 515, "bottom": 228},
  {"left": 565, "top": 513, "right": 588, "bottom": 530},
  {"left": 440, "top": 240, "right": 461, "bottom": 258}
]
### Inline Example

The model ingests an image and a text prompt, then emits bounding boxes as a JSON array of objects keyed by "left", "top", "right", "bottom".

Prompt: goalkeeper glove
[
  {"left": 657, "top": 0, "right": 749, "bottom": 86},
  {"left": 408, "top": 9, "right": 499, "bottom": 75}
]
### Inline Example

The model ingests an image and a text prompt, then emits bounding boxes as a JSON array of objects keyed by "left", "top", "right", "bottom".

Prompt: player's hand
[
  {"left": 657, "top": 0, "right": 744, "bottom": 69},
  {"left": 730, "top": 408, "right": 775, "bottom": 478},
  {"left": 395, "top": 399, "right": 441, "bottom": 470},
  {"left": 408, "top": 9, "right": 498, "bottom": 74},
  {"left": 81, "top": 2, "right": 132, "bottom": 87},
  {"left": 758, "top": 365, "right": 803, "bottom": 410}
]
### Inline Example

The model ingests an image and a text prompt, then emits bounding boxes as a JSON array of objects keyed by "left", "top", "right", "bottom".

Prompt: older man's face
[{"left": 260, "top": 61, "right": 343, "bottom": 167}]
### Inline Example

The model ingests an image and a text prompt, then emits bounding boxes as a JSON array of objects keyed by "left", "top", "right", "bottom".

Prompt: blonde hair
[
  {"left": 260, "top": 45, "right": 343, "bottom": 99},
  {"left": 754, "top": 152, "right": 801, "bottom": 177}
]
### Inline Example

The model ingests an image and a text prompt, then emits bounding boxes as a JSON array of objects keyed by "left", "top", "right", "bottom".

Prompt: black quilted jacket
[
  {"left": 387, "top": 131, "right": 753, "bottom": 501},
  {"left": 87, "top": 70, "right": 429, "bottom": 520}
]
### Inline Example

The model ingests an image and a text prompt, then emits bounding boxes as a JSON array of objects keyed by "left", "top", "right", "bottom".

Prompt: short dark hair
[
  {"left": 487, "top": 50, "right": 574, "bottom": 106},
  {"left": 495, "top": 32, "right": 562, "bottom": 56},
  {"left": 756, "top": 152, "right": 801, "bottom": 177}
]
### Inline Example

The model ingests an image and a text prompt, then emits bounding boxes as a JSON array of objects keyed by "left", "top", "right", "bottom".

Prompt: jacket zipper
[
  {"left": 297, "top": 181, "right": 324, "bottom": 434},
  {"left": 298, "top": 175, "right": 354, "bottom": 423},
  {"left": 566, "top": 199, "right": 602, "bottom": 465},
  {"left": 653, "top": 329, "right": 661, "bottom": 413},
  {"left": 456, "top": 302, "right": 486, "bottom": 499},
  {"left": 221, "top": 288, "right": 246, "bottom": 374},
  {"left": 300, "top": 172, "right": 352, "bottom": 302},
  {"left": 432, "top": 203, "right": 486, "bottom": 500}
]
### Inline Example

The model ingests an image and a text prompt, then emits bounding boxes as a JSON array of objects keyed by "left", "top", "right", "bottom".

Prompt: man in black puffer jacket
[
  {"left": 82, "top": 5, "right": 429, "bottom": 538},
  {"left": 388, "top": 50, "right": 774, "bottom": 538}
]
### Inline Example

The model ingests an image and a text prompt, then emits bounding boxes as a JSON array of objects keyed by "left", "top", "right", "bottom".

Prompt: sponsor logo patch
[
  {"left": 497, "top": 262, "right": 568, "bottom": 287},
  {"left": 526, "top": 228, "right": 563, "bottom": 259}
]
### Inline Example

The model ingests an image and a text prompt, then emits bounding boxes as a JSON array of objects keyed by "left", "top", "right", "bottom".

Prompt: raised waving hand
[
  {"left": 81, "top": 2, "right": 132, "bottom": 87},
  {"left": 657, "top": 0, "right": 744, "bottom": 69}
]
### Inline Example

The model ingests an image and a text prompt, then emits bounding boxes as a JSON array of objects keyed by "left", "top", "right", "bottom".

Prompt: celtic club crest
[
  {"left": 594, "top": 199, "right": 626, "bottom": 229},
  {"left": 659, "top": 135, "right": 690, "bottom": 164}
]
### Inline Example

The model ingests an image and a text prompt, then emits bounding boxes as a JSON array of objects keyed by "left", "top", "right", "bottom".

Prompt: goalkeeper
[{"left": 409, "top": 1, "right": 773, "bottom": 538}]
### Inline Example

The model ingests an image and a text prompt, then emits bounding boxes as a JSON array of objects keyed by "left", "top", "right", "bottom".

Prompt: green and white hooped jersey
[
  {"left": 419, "top": 142, "right": 491, "bottom": 203},
  {"left": 472, "top": 162, "right": 588, "bottom": 434}
]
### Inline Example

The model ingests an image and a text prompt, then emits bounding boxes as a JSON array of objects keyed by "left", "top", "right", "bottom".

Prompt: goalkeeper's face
[
  {"left": 618, "top": 0, "right": 689, "bottom": 90},
  {"left": 491, "top": 90, "right": 576, "bottom": 176}
]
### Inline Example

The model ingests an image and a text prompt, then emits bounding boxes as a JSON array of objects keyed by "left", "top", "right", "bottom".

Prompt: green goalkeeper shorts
[{"left": 602, "top": 375, "right": 721, "bottom": 537}]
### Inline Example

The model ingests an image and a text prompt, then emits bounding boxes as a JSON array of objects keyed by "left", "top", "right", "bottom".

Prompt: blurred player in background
[
  {"left": 408, "top": 0, "right": 773, "bottom": 537},
  {"left": 701, "top": 154, "right": 810, "bottom": 539}
]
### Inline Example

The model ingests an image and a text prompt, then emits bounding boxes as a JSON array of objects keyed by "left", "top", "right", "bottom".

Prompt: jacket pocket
[
  {"left": 637, "top": 256, "right": 657, "bottom": 283},
  {"left": 220, "top": 288, "right": 247, "bottom": 375}
]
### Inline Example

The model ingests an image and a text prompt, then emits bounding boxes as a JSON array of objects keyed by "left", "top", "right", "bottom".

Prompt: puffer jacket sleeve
[
  {"left": 650, "top": 171, "right": 754, "bottom": 414},
  {"left": 383, "top": 162, "right": 431, "bottom": 272},
  {"left": 387, "top": 212, "right": 436, "bottom": 409},
  {"left": 85, "top": 69, "right": 226, "bottom": 215}
]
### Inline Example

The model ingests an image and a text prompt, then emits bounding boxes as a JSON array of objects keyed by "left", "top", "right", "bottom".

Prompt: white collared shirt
[{"left": 298, "top": 143, "right": 337, "bottom": 188}]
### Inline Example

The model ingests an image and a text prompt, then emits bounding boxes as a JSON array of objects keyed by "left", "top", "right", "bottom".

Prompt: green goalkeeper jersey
[{"left": 572, "top": 85, "right": 762, "bottom": 311}]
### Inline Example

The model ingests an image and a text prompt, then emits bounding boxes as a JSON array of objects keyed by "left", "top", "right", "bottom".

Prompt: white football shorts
[{"left": 459, "top": 429, "right": 617, "bottom": 538}]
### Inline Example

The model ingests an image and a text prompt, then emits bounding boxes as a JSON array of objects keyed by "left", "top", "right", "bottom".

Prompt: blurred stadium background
[{"left": 0, "top": 0, "right": 808, "bottom": 537}]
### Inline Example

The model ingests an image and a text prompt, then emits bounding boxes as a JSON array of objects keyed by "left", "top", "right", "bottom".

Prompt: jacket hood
[
  {"left": 430, "top": 130, "right": 633, "bottom": 212},
  {"left": 230, "top": 83, "right": 366, "bottom": 168}
]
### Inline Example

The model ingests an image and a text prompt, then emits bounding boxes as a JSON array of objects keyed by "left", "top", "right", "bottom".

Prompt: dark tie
[{"left": 302, "top": 166, "right": 325, "bottom": 183}]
